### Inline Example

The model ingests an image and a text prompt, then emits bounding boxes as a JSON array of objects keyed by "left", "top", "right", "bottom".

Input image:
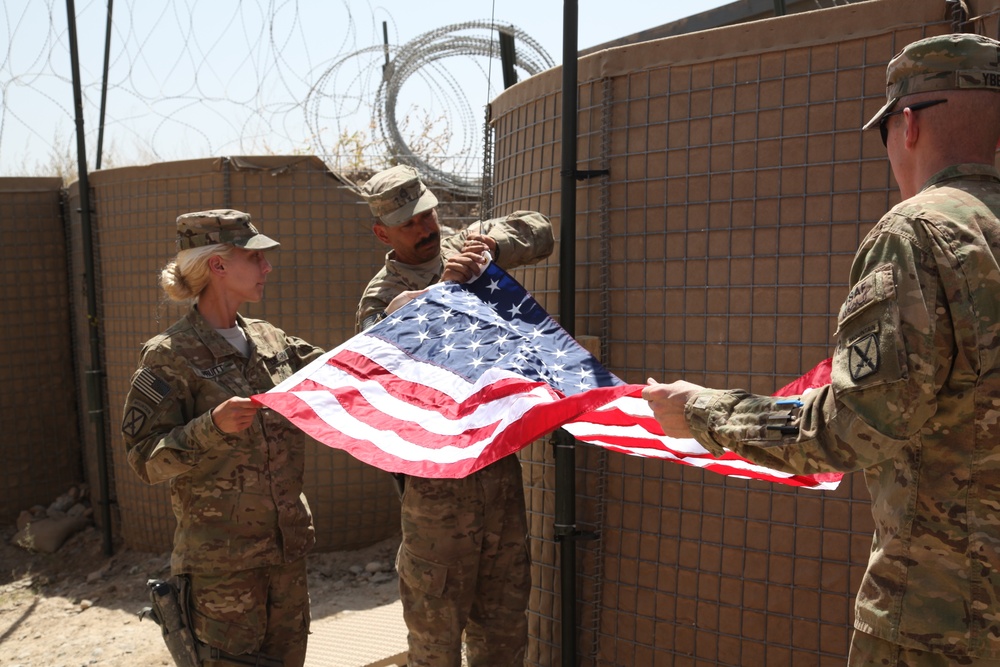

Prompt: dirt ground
[{"left": 0, "top": 522, "right": 402, "bottom": 667}]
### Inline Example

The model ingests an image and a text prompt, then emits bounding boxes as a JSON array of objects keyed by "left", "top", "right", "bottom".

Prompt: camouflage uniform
[
  {"left": 358, "top": 166, "right": 554, "bottom": 667},
  {"left": 682, "top": 34, "right": 1000, "bottom": 662},
  {"left": 122, "top": 209, "right": 323, "bottom": 667},
  {"left": 356, "top": 210, "right": 554, "bottom": 331},
  {"left": 397, "top": 456, "right": 532, "bottom": 667}
]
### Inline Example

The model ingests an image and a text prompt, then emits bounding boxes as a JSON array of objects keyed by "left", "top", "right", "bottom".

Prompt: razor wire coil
[{"left": 306, "top": 20, "right": 554, "bottom": 195}]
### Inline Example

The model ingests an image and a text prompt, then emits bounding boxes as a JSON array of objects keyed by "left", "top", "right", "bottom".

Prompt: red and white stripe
[{"left": 257, "top": 337, "right": 841, "bottom": 490}]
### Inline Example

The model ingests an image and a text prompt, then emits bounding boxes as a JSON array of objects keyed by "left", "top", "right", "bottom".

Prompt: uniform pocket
[
  {"left": 833, "top": 263, "right": 907, "bottom": 392},
  {"left": 191, "top": 605, "right": 261, "bottom": 655},
  {"left": 396, "top": 544, "right": 449, "bottom": 597}
]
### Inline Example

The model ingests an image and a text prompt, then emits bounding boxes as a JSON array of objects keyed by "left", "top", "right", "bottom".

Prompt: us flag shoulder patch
[{"left": 133, "top": 368, "right": 171, "bottom": 405}]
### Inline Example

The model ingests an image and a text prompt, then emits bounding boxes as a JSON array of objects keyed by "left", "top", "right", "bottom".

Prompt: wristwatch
[{"left": 361, "top": 310, "right": 388, "bottom": 331}]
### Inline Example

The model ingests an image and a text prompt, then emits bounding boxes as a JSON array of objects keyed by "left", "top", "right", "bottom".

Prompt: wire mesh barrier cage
[
  {"left": 0, "top": 178, "right": 79, "bottom": 522},
  {"left": 3, "top": 0, "right": 1000, "bottom": 665},
  {"left": 488, "top": 0, "right": 1000, "bottom": 664}
]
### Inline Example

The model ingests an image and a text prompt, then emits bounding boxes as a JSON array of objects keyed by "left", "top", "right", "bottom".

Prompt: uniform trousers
[
  {"left": 189, "top": 557, "right": 310, "bottom": 667},
  {"left": 396, "top": 454, "right": 531, "bottom": 667}
]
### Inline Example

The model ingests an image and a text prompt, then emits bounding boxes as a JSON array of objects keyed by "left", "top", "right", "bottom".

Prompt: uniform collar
[
  {"left": 187, "top": 305, "right": 250, "bottom": 360},
  {"left": 921, "top": 163, "right": 1000, "bottom": 192},
  {"left": 384, "top": 249, "right": 444, "bottom": 286}
]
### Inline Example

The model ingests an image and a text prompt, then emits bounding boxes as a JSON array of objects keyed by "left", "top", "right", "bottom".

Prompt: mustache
[{"left": 417, "top": 233, "right": 440, "bottom": 248}]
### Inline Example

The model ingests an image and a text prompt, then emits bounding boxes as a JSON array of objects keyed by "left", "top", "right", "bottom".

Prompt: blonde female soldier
[{"left": 121, "top": 209, "right": 322, "bottom": 667}]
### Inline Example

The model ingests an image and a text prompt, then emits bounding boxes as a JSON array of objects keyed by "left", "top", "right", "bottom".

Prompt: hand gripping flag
[{"left": 254, "top": 261, "right": 841, "bottom": 490}]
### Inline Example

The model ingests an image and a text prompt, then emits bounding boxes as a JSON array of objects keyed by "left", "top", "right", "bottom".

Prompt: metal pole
[
  {"left": 557, "top": 1, "right": 579, "bottom": 665},
  {"left": 95, "top": 0, "right": 113, "bottom": 169},
  {"left": 66, "top": 0, "right": 114, "bottom": 556},
  {"left": 498, "top": 28, "right": 517, "bottom": 89},
  {"left": 382, "top": 21, "right": 391, "bottom": 72}
]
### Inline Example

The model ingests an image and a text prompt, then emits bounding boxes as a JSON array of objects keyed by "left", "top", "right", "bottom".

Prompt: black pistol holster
[
  {"left": 140, "top": 577, "right": 202, "bottom": 667},
  {"left": 140, "top": 577, "right": 284, "bottom": 667}
]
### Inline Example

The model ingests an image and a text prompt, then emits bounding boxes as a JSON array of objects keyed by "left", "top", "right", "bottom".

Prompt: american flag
[{"left": 254, "top": 261, "right": 841, "bottom": 490}]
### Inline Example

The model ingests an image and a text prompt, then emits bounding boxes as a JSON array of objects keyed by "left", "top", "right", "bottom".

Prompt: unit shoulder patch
[
  {"left": 122, "top": 402, "right": 151, "bottom": 439},
  {"left": 832, "top": 263, "right": 907, "bottom": 392},
  {"left": 848, "top": 332, "right": 881, "bottom": 381}
]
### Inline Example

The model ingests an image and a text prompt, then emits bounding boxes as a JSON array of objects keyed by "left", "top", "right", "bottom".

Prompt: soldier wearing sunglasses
[{"left": 644, "top": 32, "right": 1000, "bottom": 667}]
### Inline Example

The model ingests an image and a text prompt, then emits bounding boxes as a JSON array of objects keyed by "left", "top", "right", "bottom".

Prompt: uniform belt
[{"left": 196, "top": 643, "right": 283, "bottom": 667}]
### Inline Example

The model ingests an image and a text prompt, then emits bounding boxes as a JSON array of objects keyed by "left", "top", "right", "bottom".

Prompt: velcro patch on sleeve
[
  {"left": 837, "top": 263, "right": 896, "bottom": 328},
  {"left": 845, "top": 322, "right": 881, "bottom": 382},
  {"left": 833, "top": 263, "right": 906, "bottom": 391},
  {"left": 133, "top": 368, "right": 171, "bottom": 405},
  {"left": 121, "top": 402, "right": 151, "bottom": 438}
]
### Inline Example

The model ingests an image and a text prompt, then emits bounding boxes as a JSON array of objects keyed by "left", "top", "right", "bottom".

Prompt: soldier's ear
[
  {"left": 209, "top": 257, "right": 225, "bottom": 275},
  {"left": 372, "top": 223, "right": 392, "bottom": 245}
]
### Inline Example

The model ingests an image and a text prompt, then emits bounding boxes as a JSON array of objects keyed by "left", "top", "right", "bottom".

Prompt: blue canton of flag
[{"left": 371, "top": 261, "right": 622, "bottom": 397}]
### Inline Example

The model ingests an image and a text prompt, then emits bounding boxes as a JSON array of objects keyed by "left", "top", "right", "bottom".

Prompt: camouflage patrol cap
[
  {"left": 360, "top": 165, "right": 439, "bottom": 227},
  {"left": 175, "top": 209, "right": 279, "bottom": 251},
  {"left": 863, "top": 32, "right": 1000, "bottom": 130}
]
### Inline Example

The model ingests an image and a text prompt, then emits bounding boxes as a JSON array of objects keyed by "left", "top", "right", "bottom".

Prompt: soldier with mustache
[{"left": 357, "top": 165, "right": 553, "bottom": 667}]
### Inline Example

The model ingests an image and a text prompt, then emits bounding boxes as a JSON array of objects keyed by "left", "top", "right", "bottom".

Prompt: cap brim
[
  {"left": 381, "top": 189, "right": 439, "bottom": 227},
  {"left": 238, "top": 234, "right": 281, "bottom": 250},
  {"left": 862, "top": 97, "right": 898, "bottom": 131}
]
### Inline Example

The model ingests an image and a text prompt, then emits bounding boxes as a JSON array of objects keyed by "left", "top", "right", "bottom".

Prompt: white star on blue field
[{"left": 369, "top": 263, "right": 622, "bottom": 395}]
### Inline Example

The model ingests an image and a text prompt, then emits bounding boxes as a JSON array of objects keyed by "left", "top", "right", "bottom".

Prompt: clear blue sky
[{"left": 0, "top": 0, "right": 731, "bottom": 175}]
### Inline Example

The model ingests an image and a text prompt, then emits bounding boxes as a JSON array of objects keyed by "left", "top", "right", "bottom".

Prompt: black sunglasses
[{"left": 879, "top": 99, "right": 947, "bottom": 147}]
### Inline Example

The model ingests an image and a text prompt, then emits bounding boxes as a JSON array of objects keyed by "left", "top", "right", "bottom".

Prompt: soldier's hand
[
  {"left": 386, "top": 289, "right": 426, "bottom": 315},
  {"left": 211, "top": 397, "right": 261, "bottom": 433},
  {"left": 441, "top": 249, "right": 489, "bottom": 283},
  {"left": 463, "top": 233, "right": 496, "bottom": 258},
  {"left": 641, "top": 379, "right": 703, "bottom": 438}
]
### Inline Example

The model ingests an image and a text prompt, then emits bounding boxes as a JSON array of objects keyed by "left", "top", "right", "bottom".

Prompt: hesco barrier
[
  {"left": 6, "top": 0, "right": 1000, "bottom": 663},
  {"left": 488, "top": 0, "right": 1000, "bottom": 665},
  {"left": 75, "top": 155, "right": 402, "bottom": 553},
  {"left": 0, "top": 178, "right": 79, "bottom": 521}
]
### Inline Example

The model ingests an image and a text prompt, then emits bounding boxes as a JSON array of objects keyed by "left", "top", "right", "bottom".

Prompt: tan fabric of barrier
[
  {"left": 0, "top": 178, "right": 80, "bottom": 522},
  {"left": 9, "top": 0, "right": 1000, "bottom": 662},
  {"left": 490, "top": 0, "right": 1000, "bottom": 663}
]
